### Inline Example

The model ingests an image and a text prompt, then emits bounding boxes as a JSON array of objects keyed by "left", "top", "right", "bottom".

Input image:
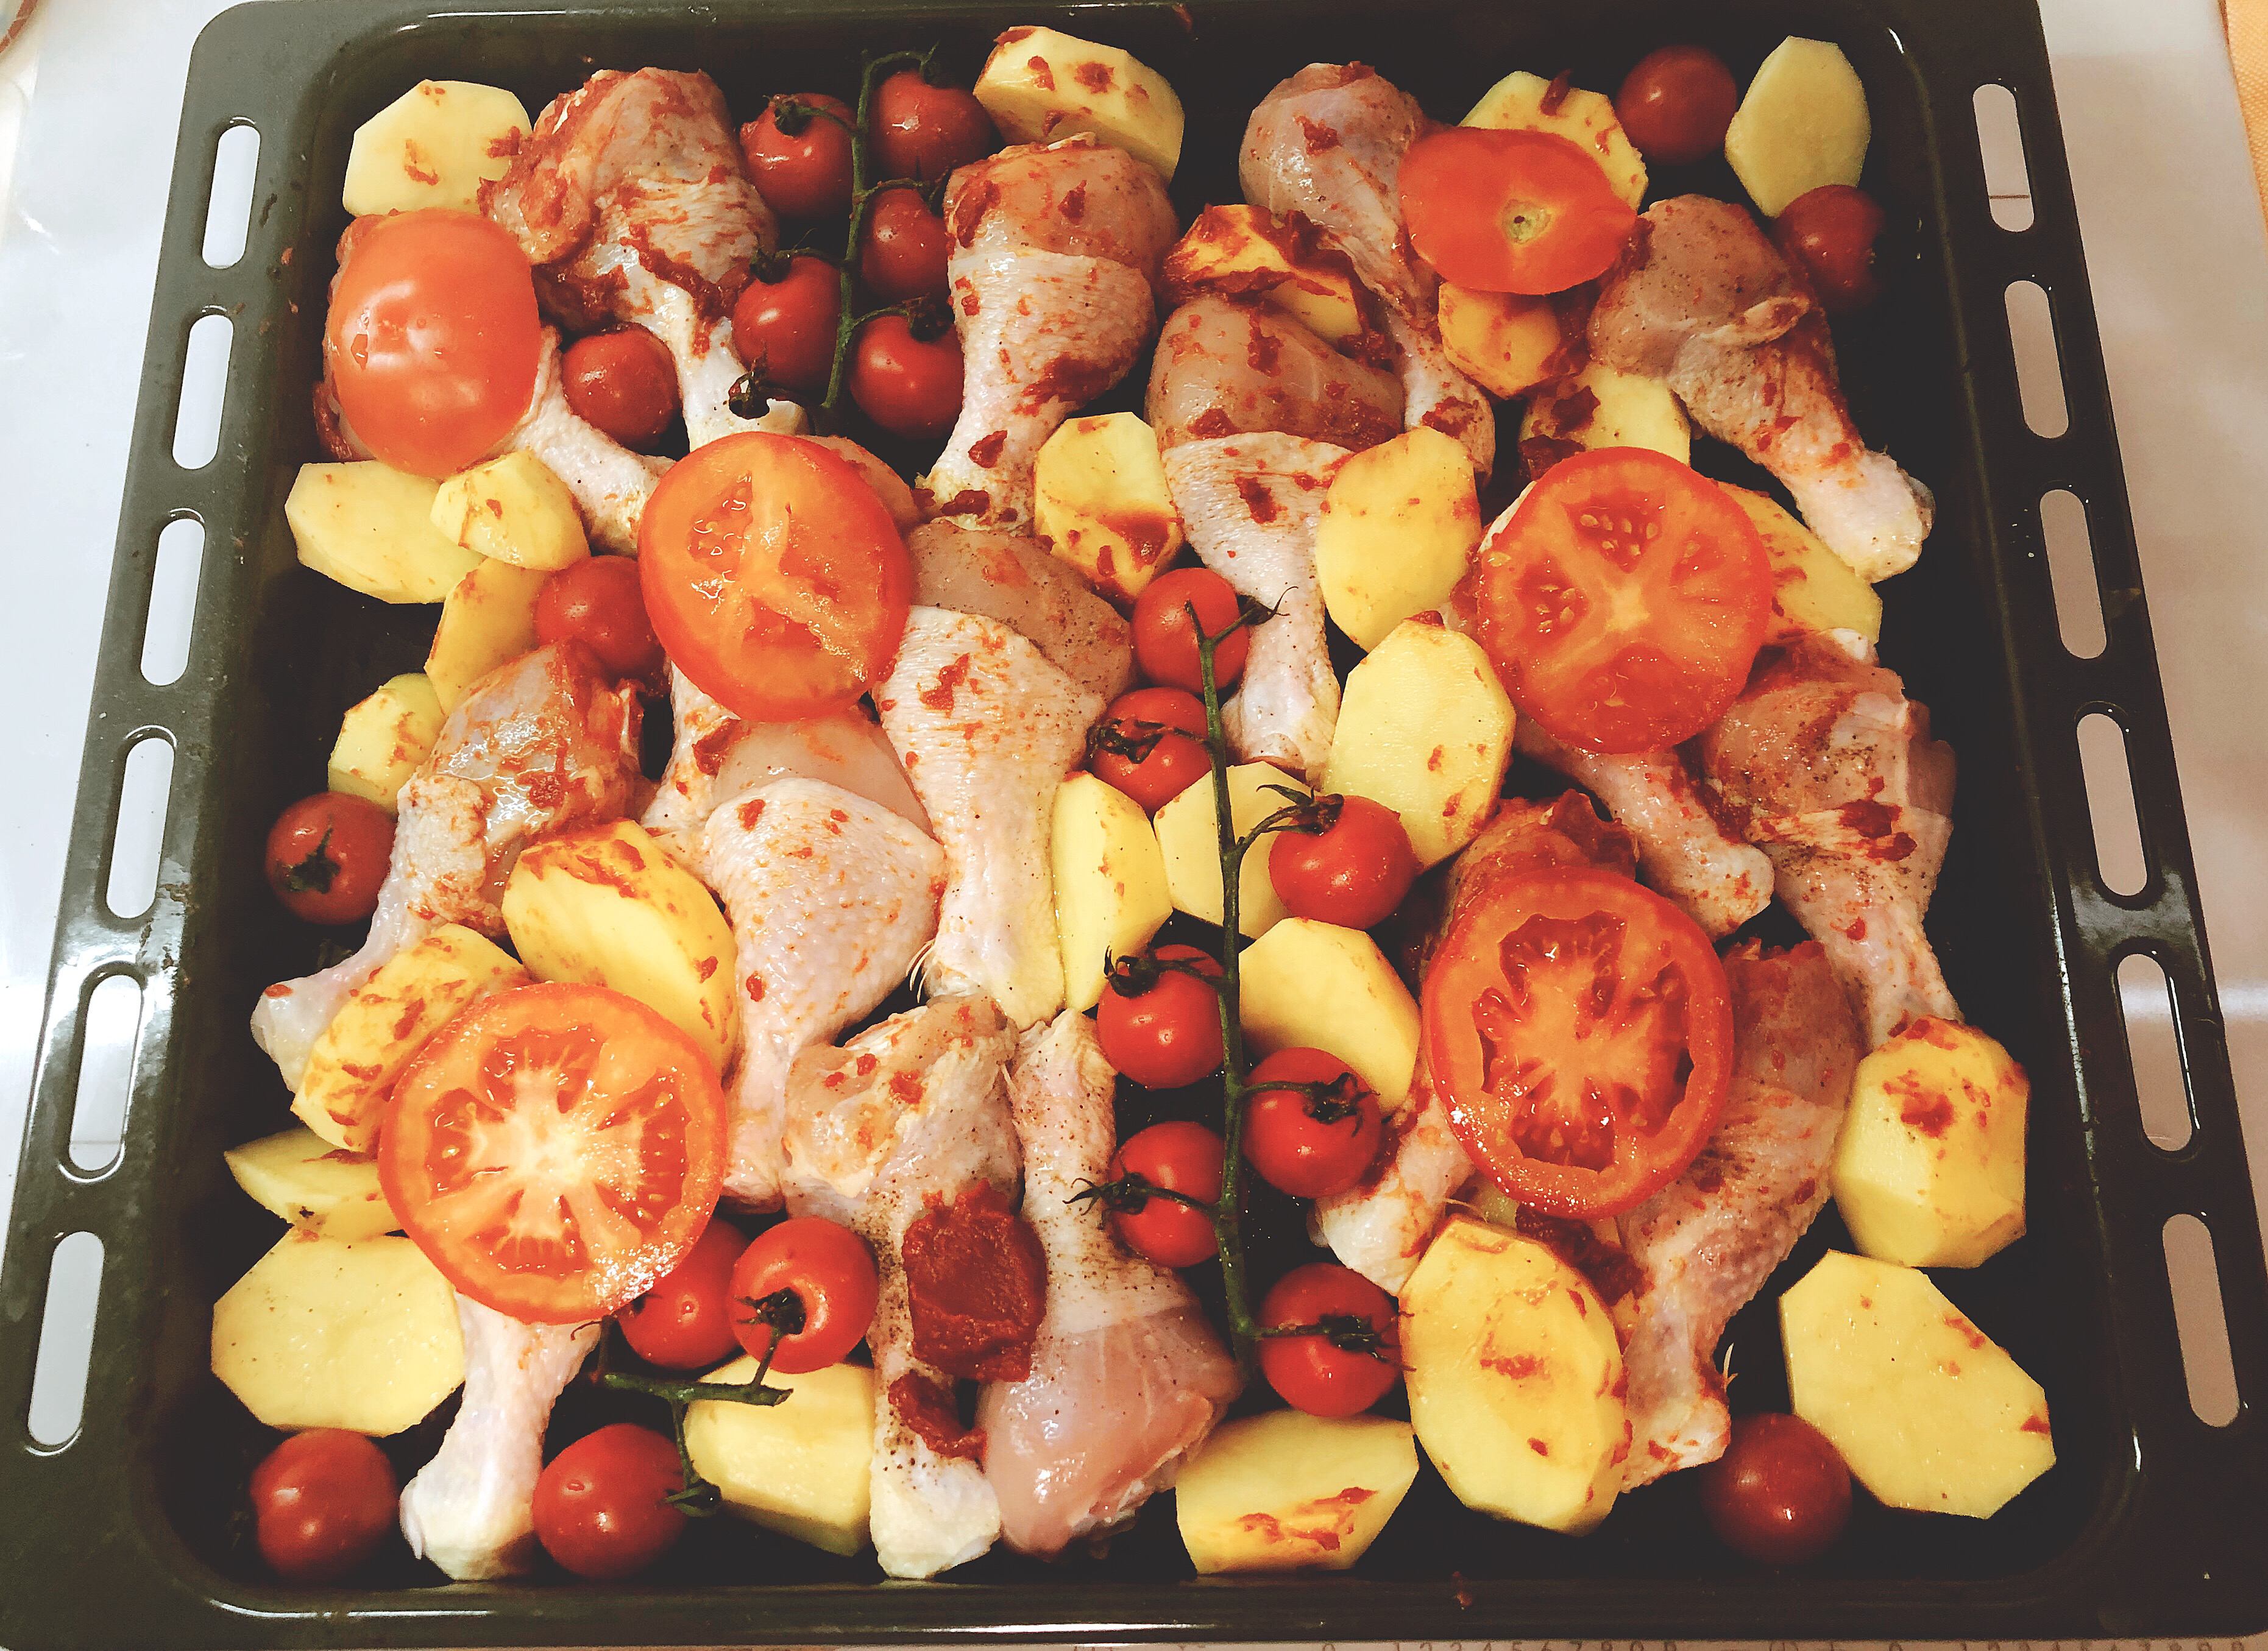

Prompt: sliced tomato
[
  {"left": 1458, "top": 447, "right": 1771, "bottom": 754},
  {"left": 639, "top": 433, "right": 912, "bottom": 723},
  {"left": 1398, "top": 127, "right": 1638, "bottom": 295},
  {"left": 1423, "top": 866, "right": 1733, "bottom": 1218},
  {"left": 380, "top": 983, "right": 728, "bottom": 1323}
]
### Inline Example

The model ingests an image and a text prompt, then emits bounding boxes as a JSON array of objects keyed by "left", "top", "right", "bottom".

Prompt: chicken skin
[{"left": 907, "top": 521, "right": 1136, "bottom": 702}]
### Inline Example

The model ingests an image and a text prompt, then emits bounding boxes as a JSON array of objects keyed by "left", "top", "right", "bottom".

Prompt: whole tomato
[
  {"left": 727, "top": 1215, "right": 881, "bottom": 1373},
  {"left": 847, "top": 313, "right": 963, "bottom": 439},
  {"left": 859, "top": 188, "right": 952, "bottom": 303},
  {"left": 730, "top": 254, "right": 843, "bottom": 394},
  {"left": 1102, "top": 1119, "right": 1225, "bottom": 1268},
  {"left": 1615, "top": 45, "right": 1739, "bottom": 166},
  {"left": 1698, "top": 1412, "right": 1854, "bottom": 1564},
  {"left": 1096, "top": 944, "right": 1225, "bottom": 1089},
  {"left": 616, "top": 1217, "right": 747, "bottom": 1370},
  {"left": 740, "top": 92, "right": 854, "bottom": 220},
  {"left": 531, "top": 1424, "right": 686, "bottom": 1580},
  {"left": 1267, "top": 794, "right": 1422, "bottom": 930},
  {"left": 561, "top": 329, "right": 678, "bottom": 450},
  {"left": 1774, "top": 185, "right": 1887, "bottom": 314},
  {"left": 870, "top": 69, "right": 998, "bottom": 182},
  {"left": 534, "top": 556, "right": 665, "bottom": 685},
  {"left": 1086, "top": 686, "right": 1212, "bottom": 813},
  {"left": 249, "top": 1429, "right": 398, "bottom": 1582},
  {"left": 1131, "top": 567, "right": 1250, "bottom": 695},
  {"left": 264, "top": 793, "right": 395, "bottom": 925},
  {"left": 1257, "top": 1262, "right": 1402, "bottom": 1417},
  {"left": 1243, "top": 1047, "right": 1385, "bottom": 1200}
]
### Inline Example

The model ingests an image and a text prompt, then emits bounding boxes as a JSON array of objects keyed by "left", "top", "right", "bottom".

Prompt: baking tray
[{"left": 4, "top": 0, "right": 2265, "bottom": 1643}]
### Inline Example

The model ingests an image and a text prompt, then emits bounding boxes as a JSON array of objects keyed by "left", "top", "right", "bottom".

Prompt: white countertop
[{"left": 1, "top": 0, "right": 2264, "bottom": 1639}]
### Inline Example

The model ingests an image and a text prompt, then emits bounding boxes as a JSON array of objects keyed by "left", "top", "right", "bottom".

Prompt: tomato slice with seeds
[
  {"left": 1458, "top": 447, "right": 1771, "bottom": 754},
  {"left": 1398, "top": 127, "right": 1639, "bottom": 295},
  {"left": 639, "top": 432, "right": 912, "bottom": 723},
  {"left": 1423, "top": 866, "right": 1732, "bottom": 1219},
  {"left": 380, "top": 983, "right": 728, "bottom": 1323}
]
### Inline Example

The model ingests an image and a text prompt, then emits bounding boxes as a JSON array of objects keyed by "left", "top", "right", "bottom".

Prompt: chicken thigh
[{"left": 908, "top": 521, "right": 1136, "bottom": 701}]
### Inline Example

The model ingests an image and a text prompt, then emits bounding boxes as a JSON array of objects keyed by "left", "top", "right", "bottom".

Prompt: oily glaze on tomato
[
  {"left": 639, "top": 432, "right": 912, "bottom": 723},
  {"left": 380, "top": 983, "right": 728, "bottom": 1323},
  {"left": 1423, "top": 866, "right": 1733, "bottom": 1218},
  {"left": 1458, "top": 447, "right": 1771, "bottom": 754},
  {"left": 1398, "top": 127, "right": 1638, "bottom": 295}
]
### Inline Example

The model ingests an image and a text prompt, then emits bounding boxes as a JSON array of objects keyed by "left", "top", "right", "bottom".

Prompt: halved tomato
[
  {"left": 380, "top": 983, "right": 728, "bottom": 1323},
  {"left": 1398, "top": 127, "right": 1638, "bottom": 295},
  {"left": 1423, "top": 866, "right": 1732, "bottom": 1218},
  {"left": 1458, "top": 447, "right": 1771, "bottom": 754},
  {"left": 639, "top": 433, "right": 912, "bottom": 723}
]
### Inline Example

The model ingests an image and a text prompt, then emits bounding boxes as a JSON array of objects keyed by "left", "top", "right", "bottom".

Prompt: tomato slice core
[
  {"left": 1398, "top": 127, "right": 1639, "bottom": 295},
  {"left": 381, "top": 983, "right": 727, "bottom": 1323},
  {"left": 1423, "top": 866, "right": 1732, "bottom": 1218}
]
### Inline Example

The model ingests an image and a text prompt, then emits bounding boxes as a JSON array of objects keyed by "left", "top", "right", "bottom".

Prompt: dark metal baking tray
[{"left": 5, "top": 0, "right": 2265, "bottom": 1642}]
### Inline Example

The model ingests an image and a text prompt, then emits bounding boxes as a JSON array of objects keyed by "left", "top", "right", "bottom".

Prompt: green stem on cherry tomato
[
  {"left": 818, "top": 50, "right": 931, "bottom": 424},
  {"left": 1067, "top": 1171, "right": 1219, "bottom": 1219},
  {"left": 1256, "top": 1311, "right": 1402, "bottom": 1365},
  {"left": 594, "top": 1319, "right": 791, "bottom": 1517}
]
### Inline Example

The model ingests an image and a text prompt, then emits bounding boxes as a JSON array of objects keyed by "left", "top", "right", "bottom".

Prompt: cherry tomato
[
  {"left": 534, "top": 556, "right": 665, "bottom": 685},
  {"left": 1258, "top": 1262, "right": 1401, "bottom": 1417},
  {"left": 1130, "top": 567, "right": 1249, "bottom": 695},
  {"left": 381, "top": 983, "right": 728, "bottom": 1322},
  {"left": 1104, "top": 1119, "right": 1224, "bottom": 1268},
  {"left": 870, "top": 69, "right": 998, "bottom": 182},
  {"left": 531, "top": 1423, "right": 686, "bottom": 1580},
  {"left": 1615, "top": 46, "right": 1740, "bottom": 166},
  {"left": 248, "top": 1429, "right": 397, "bottom": 1582},
  {"left": 1774, "top": 185, "right": 1887, "bottom": 314},
  {"left": 1087, "top": 686, "right": 1211, "bottom": 812},
  {"left": 859, "top": 188, "right": 952, "bottom": 303},
  {"left": 1268, "top": 795, "right": 1421, "bottom": 930},
  {"left": 740, "top": 92, "right": 854, "bottom": 220},
  {"left": 264, "top": 793, "right": 395, "bottom": 925},
  {"left": 561, "top": 328, "right": 678, "bottom": 450},
  {"left": 617, "top": 1217, "right": 747, "bottom": 1370},
  {"left": 1244, "top": 1048, "right": 1385, "bottom": 1200},
  {"left": 639, "top": 431, "right": 912, "bottom": 723},
  {"left": 325, "top": 208, "right": 541, "bottom": 478},
  {"left": 730, "top": 254, "right": 843, "bottom": 395},
  {"left": 1698, "top": 1412, "right": 1854, "bottom": 1565},
  {"left": 847, "top": 313, "right": 964, "bottom": 440},
  {"left": 1423, "top": 866, "right": 1734, "bottom": 1219},
  {"left": 1456, "top": 447, "right": 1771, "bottom": 754},
  {"left": 1096, "top": 944, "right": 1225, "bottom": 1089},
  {"left": 727, "top": 1215, "right": 881, "bottom": 1374},
  {"left": 1399, "top": 127, "right": 1638, "bottom": 295}
]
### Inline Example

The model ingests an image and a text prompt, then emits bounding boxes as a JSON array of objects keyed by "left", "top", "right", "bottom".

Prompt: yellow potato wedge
[
  {"left": 1052, "top": 772, "right": 1174, "bottom": 1014},
  {"left": 1032, "top": 412, "right": 1184, "bottom": 603},
  {"left": 1521, "top": 361, "right": 1691, "bottom": 465},
  {"left": 1464, "top": 69, "right": 1647, "bottom": 207},
  {"left": 328, "top": 672, "right": 445, "bottom": 813},
  {"left": 1315, "top": 429, "right": 1483, "bottom": 652},
  {"left": 1239, "top": 917, "right": 1420, "bottom": 1111},
  {"left": 342, "top": 80, "right": 531, "bottom": 217},
  {"left": 1440, "top": 286, "right": 1581, "bottom": 401},
  {"left": 1175, "top": 1410, "right": 1418, "bottom": 1573},
  {"left": 224, "top": 1126, "right": 397, "bottom": 1240},
  {"left": 1723, "top": 484, "right": 1885, "bottom": 642},
  {"left": 1724, "top": 38, "right": 1871, "bottom": 217},
  {"left": 426, "top": 557, "right": 549, "bottom": 713},
  {"left": 431, "top": 450, "right": 590, "bottom": 571},
  {"left": 287, "top": 462, "right": 484, "bottom": 603},
  {"left": 1153, "top": 763, "right": 1310, "bottom": 939},
  {"left": 686, "top": 1354, "right": 876, "bottom": 1556},
  {"left": 975, "top": 26, "right": 1183, "bottom": 180}
]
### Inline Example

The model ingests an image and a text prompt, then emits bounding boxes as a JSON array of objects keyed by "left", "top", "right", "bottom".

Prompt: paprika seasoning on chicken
[{"left": 901, "top": 1184, "right": 1047, "bottom": 1382}]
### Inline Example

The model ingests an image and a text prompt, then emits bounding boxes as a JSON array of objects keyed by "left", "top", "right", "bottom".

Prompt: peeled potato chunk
[
  {"left": 1439, "top": 286, "right": 1578, "bottom": 401},
  {"left": 1463, "top": 69, "right": 1647, "bottom": 207},
  {"left": 342, "top": 79, "right": 531, "bottom": 216},
  {"left": 1724, "top": 38, "right": 1871, "bottom": 218},
  {"left": 225, "top": 1126, "right": 398, "bottom": 1240},
  {"left": 1315, "top": 429, "right": 1483, "bottom": 652},
  {"left": 1723, "top": 484, "right": 1885, "bottom": 642},
  {"left": 686, "top": 1355, "right": 876, "bottom": 1556},
  {"left": 1832, "top": 1017, "right": 2028, "bottom": 1268},
  {"left": 1154, "top": 763, "right": 1309, "bottom": 938},
  {"left": 1522, "top": 362, "right": 1691, "bottom": 465},
  {"left": 426, "top": 557, "right": 550, "bottom": 713},
  {"left": 1032, "top": 412, "right": 1184, "bottom": 603},
  {"left": 1175, "top": 1410, "right": 1418, "bottom": 1573},
  {"left": 328, "top": 672, "right": 445, "bottom": 813},
  {"left": 975, "top": 26, "right": 1183, "bottom": 180},
  {"left": 1052, "top": 772, "right": 1174, "bottom": 1014},
  {"left": 1163, "top": 204, "right": 1373, "bottom": 348},
  {"left": 431, "top": 450, "right": 590, "bottom": 571},
  {"left": 1782, "top": 1250, "right": 2053, "bottom": 1518},
  {"left": 1239, "top": 918, "right": 1420, "bottom": 1111},
  {"left": 288, "top": 462, "right": 484, "bottom": 603}
]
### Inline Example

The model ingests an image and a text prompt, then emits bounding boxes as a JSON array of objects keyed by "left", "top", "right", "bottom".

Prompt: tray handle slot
[
  {"left": 2163, "top": 1213, "right": 2242, "bottom": 1426},
  {"left": 65, "top": 971, "right": 145, "bottom": 1178},
  {"left": 2117, "top": 950, "right": 2195, "bottom": 1150},
  {"left": 2039, "top": 487, "right": 2106, "bottom": 658},
  {"left": 24, "top": 1231, "right": 105, "bottom": 1452},
  {"left": 171, "top": 312, "right": 233, "bottom": 472},
  {"left": 140, "top": 515, "right": 205, "bottom": 688},
  {"left": 1972, "top": 83, "right": 2034, "bottom": 231},
  {"left": 104, "top": 731, "right": 176, "bottom": 922},
  {"left": 2076, "top": 709, "right": 2147, "bottom": 900},
  {"left": 201, "top": 122, "right": 262, "bottom": 270},
  {"left": 2004, "top": 278, "right": 2068, "bottom": 439}
]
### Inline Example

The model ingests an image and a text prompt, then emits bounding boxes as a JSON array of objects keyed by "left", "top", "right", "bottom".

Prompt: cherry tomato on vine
[
  {"left": 1398, "top": 127, "right": 1637, "bottom": 295},
  {"left": 1268, "top": 795, "right": 1421, "bottom": 931},
  {"left": 561, "top": 328, "right": 678, "bottom": 450},
  {"left": 1258, "top": 1262, "right": 1401, "bottom": 1418},
  {"left": 534, "top": 556, "right": 665, "bottom": 686},
  {"left": 264, "top": 793, "right": 395, "bottom": 925},
  {"left": 1087, "top": 686, "right": 1211, "bottom": 812},
  {"left": 870, "top": 69, "right": 998, "bottom": 182},
  {"left": 1131, "top": 567, "right": 1250, "bottom": 694},
  {"left": 1102, "top": 1119, "right": 1224, "bottom": 1268},
  {"left": 1774, "top": 185, "right": 1887, "bottom": 314},
  {"left": 1096, "top": 944, "right": 1225, "bottom": 1089},
  {"left": 531, "top": 1424, "right": 686, "bottom": 1580},
  {"left": 847, "top": 313, "right": 963, "bottom": 439},
  {"left": 730, "top": 254, "right": 842, "bottom": 395},
  {"left": 860, "top": 188, "right": 952, "bottom": 303},
  {"left": 1615, "top": 45, "right": 1739, "bottom": 166},
  {"left": 1698, "top": 1412, "right": 1854, "bottom": 1565},
  {"left": 1244, "top": 1048, "right": 1385, "bottom": 1200},
  {"left": 616, "top": 1217, "right": 747, "bottom": 1370},
  {"left": 249, "top": 1429, "right": 397, "bottom": 1582},
  {"left": 740, "top": 92, "right": 854, "bottom": 219},
  {"left": 727, "top": 1215, "right": 881, "bottom": 1374}
]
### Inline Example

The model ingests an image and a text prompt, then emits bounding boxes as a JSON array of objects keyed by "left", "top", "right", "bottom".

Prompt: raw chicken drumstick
[
  {"left": 250, "top": 643, "right": 642, "bottom": 1087},
  {"left": 1700, "top": 632, "right": 1960, "bottom": 1045},
  {"left": 484, "top": 68, "right": 805, "bottom": 451},
  {"left": 979, "top": 1013, "right": 1241, "bottom": 1554},
  {"left": 924, "top": 136, "right": 1180, "bottom": 526},
  {"left": 1589, "top": 195, "right": 1932, "bottom": 581},
  {"left": 781, "top": 996, "right": 1021, "bottom": 1580},
  {"left": 1240, "top": 63, "right": 1495, "bottom": 479},
  {"left": 907, "top": 522, "right": 1136, "bottom": 702}
]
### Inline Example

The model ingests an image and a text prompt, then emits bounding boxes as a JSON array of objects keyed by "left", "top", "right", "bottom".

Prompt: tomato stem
[
  {"left": 592, "top": 1321, "right": 791, "bottom": 1518},
  {"left": 819, "top": 49, "right": 930, "bottom": 426},
  {"left": 1068, "top": 1170, "right": 1216, "bottom": 1218}
]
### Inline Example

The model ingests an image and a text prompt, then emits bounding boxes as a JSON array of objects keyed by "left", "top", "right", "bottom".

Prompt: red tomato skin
[
  {"left": 1258, "top": 1263, "right": 1401, "bottom": 1417},
  {"left": 1615, "top": 46, "right": 1740, "bottom": 166},
  {"left": 1774, "top": 185, "right": 1887, "bottom": 314},
  {"left": 561, "top": 329, "right": 679, "bottom": 450},
  {"left": 727, "top": 1216, "right": 881, "bottom": 1374},
  {"left": 1698, "top": 1413, "right": 1854, "bottom": 1564},
  {"left": 1398, "top": 128, "right": 1637, "bottom": 295},
  {"left": 848, "top": 314, "right": 963, "bottom": 440},
  {"left": 249, "top": 1429, "right": 398, "bottom": 1582},
  {"left": 730, "top": 255, "right": 843, "bottom": 394},
  {"left": 740, "top": 93, "right": 854, "bottom": 220},
  {"left": 533, "top": 556, "right": 665, "bottom": 686},
  {"left": 1096, "top": 944, "right": 1226, "bottom": 1089},
  {"left": 1243, "top": 1048, "right": 1386, "bottom": 1200},
  {"left": 859, "top": 189, "right": 952, "bottom": 303},
  {"left": 617, "top": 1217, "right": 747, "bottom": 1370},
  {"left": 1106, "top": 1120, "right": 1225, "bottom": 1268},
  {"left": 532, "top": 1424, "right": 686, "bottom": 1580},
  {"left": 1088, "top": 687, "right": 1212, "bottom": 813},
  {"left": 1131, "top": 567, "right": 1250, "bottom": 694},
  {"left": 264, "top": 793, "right": 396, "bottom": 925},
  {"left": 870, "top": 71, "right": 998, "bottom": 182},
  {"left": 1268, "top": 796, "right": 1422, "bottom": 931}
]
